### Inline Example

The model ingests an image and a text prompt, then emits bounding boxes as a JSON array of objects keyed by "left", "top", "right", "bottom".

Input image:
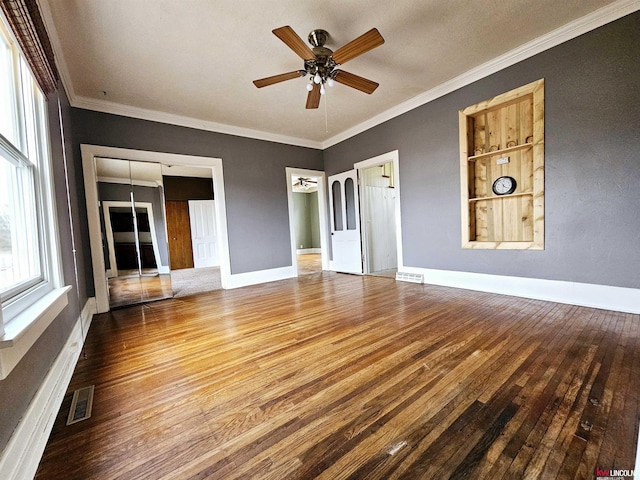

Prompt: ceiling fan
[
  {"left": 293, "top": 177, "right": 318, "bottom": 189},
  {"left": 253, "top": 26, "right": 384, "bottom": 109}
]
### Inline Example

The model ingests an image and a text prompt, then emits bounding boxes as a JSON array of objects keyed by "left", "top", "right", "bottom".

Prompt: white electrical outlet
[{"left": 496, "top": 157, "right": 510, "bottom": 165}]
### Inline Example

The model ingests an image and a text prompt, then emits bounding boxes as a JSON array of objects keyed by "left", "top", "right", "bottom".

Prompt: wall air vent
[{"left": 395, "top": 272, "right": 424, "bottom": 284}]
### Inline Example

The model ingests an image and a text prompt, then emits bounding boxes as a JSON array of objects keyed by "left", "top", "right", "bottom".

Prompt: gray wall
[
  {"left": 71, "top": 110, "right": 324, "bottom": 284},
  {"left": 0, "top": 84, "right": 87, "bottom": 451},
  {"left": 324, "top": 12, "right": 640, "bottom": 290},
  {"left": 293, "top": 192, "right": 321, "bottom": 249}
]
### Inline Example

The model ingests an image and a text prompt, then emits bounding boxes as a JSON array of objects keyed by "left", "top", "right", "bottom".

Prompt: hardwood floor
[
  {"left": 297, "top": 253, "right": 322, "bottom": 275},
  {"left": 36, "top": 273, "right": 639, "bottom": 479},
  {"left": 108, "top": 274, "right": 173, "bottom": 308}
]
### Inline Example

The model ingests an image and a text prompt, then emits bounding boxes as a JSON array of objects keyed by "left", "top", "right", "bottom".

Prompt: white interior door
[
  {"left": 188, "top": 200, "right": 218, "bottom": 268},
  {"left": 328, "top": 170, "right": 363, "bottom": 274}
]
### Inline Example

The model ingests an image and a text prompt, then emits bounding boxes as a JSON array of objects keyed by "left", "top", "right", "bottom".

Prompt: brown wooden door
[{"left": 165, "top": 201, "right": 194, "bottom": 270}]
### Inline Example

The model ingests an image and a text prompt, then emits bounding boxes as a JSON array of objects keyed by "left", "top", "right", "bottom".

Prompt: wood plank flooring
[
  {"left": 297, "top": 253, "right": 322, "bottom": 275},
  {"left": 108, "top": 274, "right": 173, "bottom": 308},
  {"left": 36, "top": 273, "right": 639, "bottom": 479}
]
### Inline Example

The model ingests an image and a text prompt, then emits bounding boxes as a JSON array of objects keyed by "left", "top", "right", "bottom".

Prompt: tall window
[{"left": 0, "top": 14, "right": 60, "bottom": 328}]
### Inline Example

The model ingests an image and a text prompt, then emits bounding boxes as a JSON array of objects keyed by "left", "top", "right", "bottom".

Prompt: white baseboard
[
  {"left": 226, "top": 266, "right": 296, "bottom": 289},
  {"left": 297, "top": 248, "right": 322, "bottom": 254},
  {"left": 0, "top": 297, "right": 96, "bottom": 480},
  {"left": 400, "top": 267, "right": 640, "bottom": 314},
  {"left": 80, "top": 297, "right": 96, "bottom": 341}
]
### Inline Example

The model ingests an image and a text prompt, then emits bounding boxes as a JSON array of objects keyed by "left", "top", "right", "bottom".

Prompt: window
[{"left": 0, "top": 11, "right": 64, "bottom": 349}]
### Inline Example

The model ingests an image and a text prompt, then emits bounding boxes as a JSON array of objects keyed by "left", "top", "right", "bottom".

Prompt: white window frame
[{"left": 0, "top": 10, "right": 69, "bottom": 380}]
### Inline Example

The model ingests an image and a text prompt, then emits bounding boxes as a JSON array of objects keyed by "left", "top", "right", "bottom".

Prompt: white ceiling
[{"left": 39, "top": 0, "right": 635, "bottom": 149}]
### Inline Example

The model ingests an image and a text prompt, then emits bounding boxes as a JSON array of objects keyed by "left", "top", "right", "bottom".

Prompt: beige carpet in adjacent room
[{"left": 170, "top": 266, "right": 222, "bottom": 297}]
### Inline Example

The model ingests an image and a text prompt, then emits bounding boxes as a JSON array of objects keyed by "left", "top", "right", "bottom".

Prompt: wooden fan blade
[
  {"left": 253, "top": 71, "right": 303, "bottom": 88},
  {"left": 306, "top": 83, "right": 321, "bottom": 109},
  {"left": 332, "top": 28, "right": 384, "bottom": 65},
  {"left": 333, "top": 70, "right": 379, "bottom": 94},
  {"left": 273, "top": 26, "right": 315, "bottom": 61}
]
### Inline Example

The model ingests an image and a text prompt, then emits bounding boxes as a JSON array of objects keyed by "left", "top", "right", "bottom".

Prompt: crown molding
[
  {"left": 320, "top": 0, "right": 640, "bottom": 149},
  {"left": 72, "top": 95, "right": 323, "bottom": 149},
  {"left": 38, "top": 0, "right": 639, "bottom": 151}
]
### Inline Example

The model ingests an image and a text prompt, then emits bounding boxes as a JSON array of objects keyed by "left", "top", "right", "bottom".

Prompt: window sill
[{"left": 0, "top": 286, "right": 71, "bottom": 380}]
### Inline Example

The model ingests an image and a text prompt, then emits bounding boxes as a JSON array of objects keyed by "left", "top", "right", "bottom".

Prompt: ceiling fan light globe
[
  {"left": 327, "top": 78, "right": 335, "bottom": 87},
  {"left": 320, "top": 85, "right": 326, "bottom": 95},
  {"left": 306, "top": 82, "right": 314, "bottom": 92},
  {"left": 314, "top": 73, "right": 321, "bottom": 84}
]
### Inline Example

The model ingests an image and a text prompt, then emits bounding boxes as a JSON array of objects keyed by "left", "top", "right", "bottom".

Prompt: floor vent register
[{"left": 66, "top": 385, "right": 95, "bottom": 425}]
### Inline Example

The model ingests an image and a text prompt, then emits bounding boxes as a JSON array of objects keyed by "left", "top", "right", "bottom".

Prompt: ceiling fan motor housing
[
  {"left": 305, "top": 30, "right": 336, "bottom": 79},
  {"left": 308, "top": 29, "right": 329, "bottom": 47}
]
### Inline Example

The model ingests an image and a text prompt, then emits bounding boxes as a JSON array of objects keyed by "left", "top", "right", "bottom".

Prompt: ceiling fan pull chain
[{"left": 324, "top": 92, "right": 329, "bottom": 133}]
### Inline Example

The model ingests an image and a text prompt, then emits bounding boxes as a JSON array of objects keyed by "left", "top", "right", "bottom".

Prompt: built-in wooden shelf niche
[{"left": 459, "top": 79, "right": 544, "bottom": 249}]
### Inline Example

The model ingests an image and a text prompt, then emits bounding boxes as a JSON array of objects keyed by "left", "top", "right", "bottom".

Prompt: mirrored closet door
[{"left": 95, "top": 157, "right": 172, "bottom": 308}]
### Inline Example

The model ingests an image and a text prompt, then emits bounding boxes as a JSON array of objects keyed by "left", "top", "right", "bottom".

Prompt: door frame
[
  {"left": 285, "top": 167, "right": 330, "bottom": 274},
  {"left": 82, "top": 144, "right": 230, "bottom": 313},
  {"left": 354, "top": 150, "right": 403, "bottom": 274}
]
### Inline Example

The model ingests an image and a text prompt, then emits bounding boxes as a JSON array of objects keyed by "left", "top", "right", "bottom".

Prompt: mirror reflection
[{"left": 96, "top": 157, "right": 172, "bottom": 308}]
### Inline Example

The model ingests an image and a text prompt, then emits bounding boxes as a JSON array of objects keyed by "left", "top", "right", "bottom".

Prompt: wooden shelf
[
  {"left": 468, "top": 142, "right": 533, "bottom": 162},
  {"left": 459, "top": 79, "right": 545, "bottom": 250},
  {"left": 468, "top": 192, "right": 533, "bottom": 202}
]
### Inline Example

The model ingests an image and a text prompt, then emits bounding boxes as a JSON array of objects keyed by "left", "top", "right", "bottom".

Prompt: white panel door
[
  {"left": 188, "top": 200, "right": 218, "bottom": 268},
  {"left": 328, "top": 170, "right": 362, "bottom": 274}
]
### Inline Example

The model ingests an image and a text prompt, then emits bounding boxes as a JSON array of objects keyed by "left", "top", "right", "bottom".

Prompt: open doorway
[
  {"left": 360, "top": 162, "right": 397, "bottom": 277},
  {"left": 163, "top": 166, "right": 222, "bottom": 297},
  {"left": 292, "top": 175, "right": 322, "bottom": 274},
  {"left": 286, "top": 168, "right": 329, "bottom": 276},
  {"left": 355, "top": 150, "right": 402, "bottom": 277}
]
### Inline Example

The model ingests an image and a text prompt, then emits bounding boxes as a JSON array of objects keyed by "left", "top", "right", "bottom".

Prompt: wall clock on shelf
[{"left": 492, "top": 176, "right": 517, "bottom": 195}]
